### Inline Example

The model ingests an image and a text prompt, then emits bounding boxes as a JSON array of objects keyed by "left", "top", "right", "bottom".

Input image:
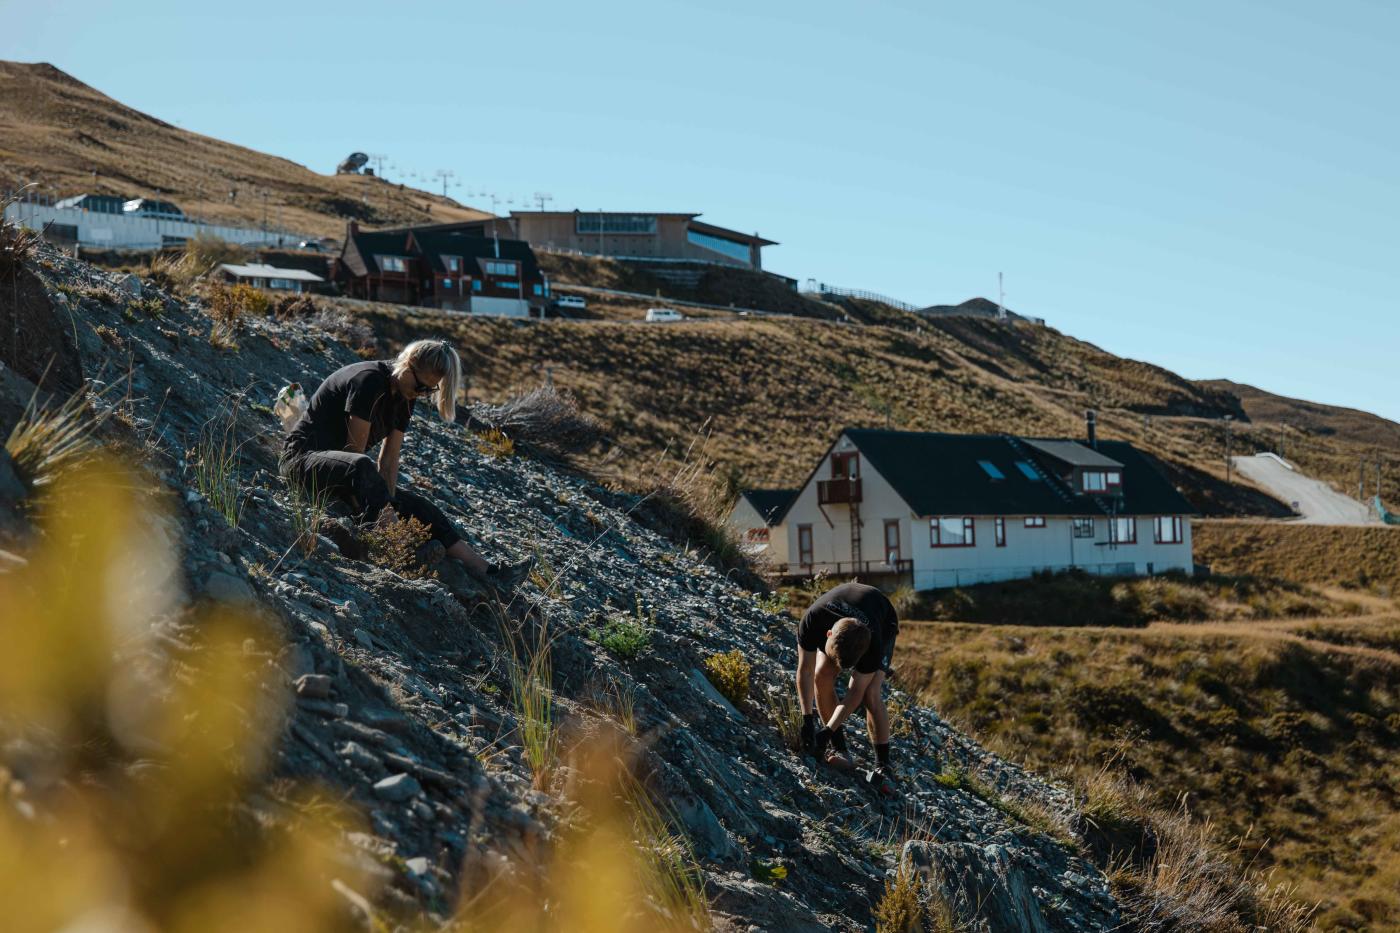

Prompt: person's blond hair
[{"left": 393, "top": 339, "right": 462, "bottom": 422}]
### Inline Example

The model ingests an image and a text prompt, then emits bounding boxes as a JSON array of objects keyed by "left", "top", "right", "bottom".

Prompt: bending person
[
  {"left": 795, "top": 581, "right": 900, "bottom": 793},
  {"left": 280, "top": 338, "right": 532, "bottom": 591}
]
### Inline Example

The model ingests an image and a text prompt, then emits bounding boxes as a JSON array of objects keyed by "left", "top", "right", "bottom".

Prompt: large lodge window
[
  {"left": 686, "top": 228, "right": 752, "bottom": 263},
  {"left": 1154, "top": 516, "right": 1184, "bottom": 544},
  {"left": 931, "top": 517, "right": 975, "bottom": 547},
  {"left": 575, "top": 213, "right": 657, "bottom": 235}
]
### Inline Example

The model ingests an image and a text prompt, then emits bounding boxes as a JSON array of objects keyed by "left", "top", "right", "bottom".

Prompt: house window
[
  {"left": 798, "top": 525, "right": 813, "bottom": 566},
  {"left": 496, "top": 281, "right": 520, "bottom": 290},
  {"left": 1154, "top": 516, "right": 1184, "bottom": 544},
  {"left": 994, "top": 517, "right": 1006, "bottom": 547},
  {"left": 378, "top": 255, "right": 407, "bottom": 272},
  {"left": 1015, "top": 462, "right": 1041, "bottom": 481},
  {"left": 269, "top": 278, "right": 294, "bottom": 289},
  {"left": 1107, "top": 471, "right": 1122, "bottom": 487},
  {"left": 484, "top": 260, "right": 518, "bottom": 276},
  {"left": 472, "top": 280, "right": 482, "bottom": 292},
  {"left": 444, "top": 255, "right": 461, "bottom": 272},
  {"left": 1111, "top": 516, "right": 1137, "bottom": 544},
  {"left": 884, "top": 520, "right": 901, "bottom": 564},
  {"left": 442, "top": 278, "right": 453, "bottom": 290},
  {"left": 532, "top": 284, "right": 543, "bottom": 295},
  {"left": 1073, "top": 518, "right": 1095, "bottom": 538},
  {"left": 931, "top": 517, "right": 975, "bottom": 547},
  {"left": 1024, "top": 516, "right": 1046, "bottom": 528},
  {"left": 978, "top": 460, "right": 1005, "bottom": 480},
  {"left": 1083, "top": 471, "right": 1107, "bottom": 492},
  {"left": 831, "top": 451, "right": 859, "bottom": 478}
]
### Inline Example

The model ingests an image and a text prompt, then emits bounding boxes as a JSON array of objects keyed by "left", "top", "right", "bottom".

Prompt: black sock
[
  {"left": 876, "top": 743, "right": 891, "bottom": 767},
  {"left": 831, "top": 728, "right": 849, "bottom": 754},
  {"left": 803, "top": 713, "right": 817, "bottom": 729}
]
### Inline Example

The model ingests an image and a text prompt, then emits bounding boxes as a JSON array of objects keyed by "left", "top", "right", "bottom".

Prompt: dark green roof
[
  {"left": 741, "top": 488, "right": 797, "bottom": 525},
  {"left": 409, "top": 231, "right": 541, "bottom": 276},
  {"left": 841, "top": 429, "right": 1195, "bottom": 517}
]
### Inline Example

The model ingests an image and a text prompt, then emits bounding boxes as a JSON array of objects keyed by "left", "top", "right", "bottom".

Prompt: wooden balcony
[{"left": 818, "top": 477, "right": 862, "bottom": 504}]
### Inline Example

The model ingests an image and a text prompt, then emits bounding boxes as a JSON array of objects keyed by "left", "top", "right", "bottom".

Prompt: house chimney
[
  {"left": 347, "top": 220, "right": 359, "bottom": 236},
  {"left": 1085, "top": 410, "right": 1098, "bottom": 450}
]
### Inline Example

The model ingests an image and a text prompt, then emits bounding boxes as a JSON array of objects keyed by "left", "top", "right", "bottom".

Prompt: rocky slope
[{"left": 0, "top": 243, "right": 1129, "bottom": 930}]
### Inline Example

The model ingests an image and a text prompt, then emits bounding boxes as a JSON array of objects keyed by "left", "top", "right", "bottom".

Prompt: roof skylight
[
  {"left": 977, "top": 460, "right": 1005, "bottom": 480},
  {"left": 1015, "top": 461, "right": 1042, "bottom": 481}
]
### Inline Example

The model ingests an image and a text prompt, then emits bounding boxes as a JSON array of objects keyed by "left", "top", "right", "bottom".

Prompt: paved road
[{"left": 1231, "top": 453, "right": 1375, "bottom": 525}]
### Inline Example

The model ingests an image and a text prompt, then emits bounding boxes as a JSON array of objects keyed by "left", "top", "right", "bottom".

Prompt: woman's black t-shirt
[
  {"left": 286, "top": 361, "right": 413, "bottom": 454},
  {"left": 796, "top": 582, "right": 899, "bottom": 674}
]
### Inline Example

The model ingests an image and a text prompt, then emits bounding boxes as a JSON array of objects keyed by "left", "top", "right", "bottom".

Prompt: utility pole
[
  {"left": 598, "top": 207, "right": 604, "bottom": 256},
  {"left": 1224, "top": 415, "right": 1234, "bottom": 483},
  {"left": 534, "top": 192, "right": 553, "bottom": 211},
  {"left": 997, "top": 271, "right": 1007, "bottom": 320}
]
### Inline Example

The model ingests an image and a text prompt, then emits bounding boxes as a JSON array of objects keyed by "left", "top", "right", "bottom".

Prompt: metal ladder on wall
[{"left": 850, "top": 501, "right": 862, "bottom": 567}]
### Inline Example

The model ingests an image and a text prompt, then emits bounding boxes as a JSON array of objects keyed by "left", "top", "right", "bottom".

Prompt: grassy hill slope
[
  {"left": 355, "top": 305, "right": 1309, "bottom": 516},
  {"left": 0, "top": 61, "right": 491, "bottom": 237},
  {"left": 896, "top": 606, "right": 1400, "bottom": 930}
]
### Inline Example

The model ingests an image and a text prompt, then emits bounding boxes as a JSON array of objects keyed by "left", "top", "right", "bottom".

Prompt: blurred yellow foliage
[
  {"left": 0, "top": 460, "right": 372, "bottom": 933},
  {"left": 0, "top": 458, "right": 712, "bottom": 931}
]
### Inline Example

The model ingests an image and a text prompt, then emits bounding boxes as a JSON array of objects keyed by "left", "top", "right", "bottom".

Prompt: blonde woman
[{"left": 280, "top": 339, "right": 532, "bottom": 591}]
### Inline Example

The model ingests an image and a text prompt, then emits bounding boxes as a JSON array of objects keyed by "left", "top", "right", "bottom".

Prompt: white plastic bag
[{"left": 273, "top": 382, "right": 308, "bottom": 433}]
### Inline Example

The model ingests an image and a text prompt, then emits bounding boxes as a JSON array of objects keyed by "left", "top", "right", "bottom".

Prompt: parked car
[
  {"left": 555, "top": 295, "right": 587, "bottom": 311},
  {"left": 644, "top": 307, "right": 684, "bottom": 323}
]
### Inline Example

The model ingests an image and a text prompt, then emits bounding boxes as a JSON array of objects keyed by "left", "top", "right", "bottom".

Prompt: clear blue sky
[{"left": 4, "top": 0, "right": 1396, "bottom": 421}]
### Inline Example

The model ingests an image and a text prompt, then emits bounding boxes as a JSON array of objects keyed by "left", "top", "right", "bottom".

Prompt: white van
[
  {"left": 644, "top": 307, "right": 684, "bottom": 323},
  {"left": 555, "top": 295, "right": 587, "bottom": 311}
]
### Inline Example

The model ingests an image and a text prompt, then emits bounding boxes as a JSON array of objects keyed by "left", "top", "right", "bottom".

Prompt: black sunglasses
[{"left": 408, "top": 364, "right": 437, "bottom": 395}]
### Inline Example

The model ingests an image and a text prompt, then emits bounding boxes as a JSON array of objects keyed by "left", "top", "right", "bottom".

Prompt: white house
[
  {"left": 728, "top": 488, "right": 798, "bottom": 564},
  {"left": 730, "top": 427, "right": 1196, "bottom": 591}
]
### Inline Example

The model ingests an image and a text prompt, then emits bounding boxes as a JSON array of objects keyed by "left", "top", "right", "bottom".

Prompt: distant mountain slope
[
  {"left": 1200, "top": 378, "right": 1400, "bottom": 449},
  {"left": 0, "top": 61, "right": 492, "bottom": 237}
]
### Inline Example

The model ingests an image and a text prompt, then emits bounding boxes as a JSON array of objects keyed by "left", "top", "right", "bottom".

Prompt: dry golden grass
[
  {"left": 1195, "top": 521, "right": 1400, "bottom": 596},
  {"left": 897, "top": 611, "right": 1400, "bottom": 930}
]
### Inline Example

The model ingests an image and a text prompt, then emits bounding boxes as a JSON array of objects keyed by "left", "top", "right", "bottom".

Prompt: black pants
[{"left": 279, "top": 447, "right": 464, "bottom": 550}]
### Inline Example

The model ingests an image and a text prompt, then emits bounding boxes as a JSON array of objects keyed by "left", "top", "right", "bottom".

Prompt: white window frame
[{"left": 931, "top": 517, "right": 976, "bottom": 548}]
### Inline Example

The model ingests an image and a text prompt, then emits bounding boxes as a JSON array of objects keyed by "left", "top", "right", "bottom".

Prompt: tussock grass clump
[
  {"left": 874, "top": 867, "right": 924, "bottom": 933},
  {"left": 0, "top": 192, "right": 41, "bottom": 278},
  {"left": 5, "top": 385, "right": 107, "bottom": 491},
  {"left": 204, "top": 281, "right": 267, "bottom": 349},
  {"left": 767, "top": 688, "right": 804, "bottom": 751},
  {"left": 287, "top": 480, "right": 330, "bottom": 558},
  {"left": 703, "top": 649, "right": 750, "bottom": 710},
  {"left": 470, "top": 384, "right": 604, "bottom": 462},
  {"left": 149, "top": 233, "right": 249, "bottom": 292},
  {"left": 190, "top": 414, "right": 244, "bottom": 529},
  {"left": 505, "top": 625, "right": 560, "bottom": 792},
  {"left": 362, "top": 514, "right": 436, "bottom": 579}
]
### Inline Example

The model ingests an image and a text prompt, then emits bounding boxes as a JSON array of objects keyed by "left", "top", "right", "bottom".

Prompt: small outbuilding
[{"left": 216, "top": 262, "right": 325, "bottom": 292}]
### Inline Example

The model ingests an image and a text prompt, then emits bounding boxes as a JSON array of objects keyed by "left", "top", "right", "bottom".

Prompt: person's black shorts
[{"left": 878, "top": 625, "right": 898, "bottom": 677}]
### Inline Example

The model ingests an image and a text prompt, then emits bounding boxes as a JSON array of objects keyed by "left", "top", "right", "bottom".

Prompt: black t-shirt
[
  {"left": 797, "top": 582, "right": 899, "bottom": 674},
  {"left": 286, "top": 361, "right": 413, "bottom": 455}
]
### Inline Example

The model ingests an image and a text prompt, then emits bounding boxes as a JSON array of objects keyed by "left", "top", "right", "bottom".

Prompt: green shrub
[
  {"left": 703, "top": 649, "right": 751, "bottom": 709},
  {"left": 589, "top": 599, "right": 654, "bottom": 661}
]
